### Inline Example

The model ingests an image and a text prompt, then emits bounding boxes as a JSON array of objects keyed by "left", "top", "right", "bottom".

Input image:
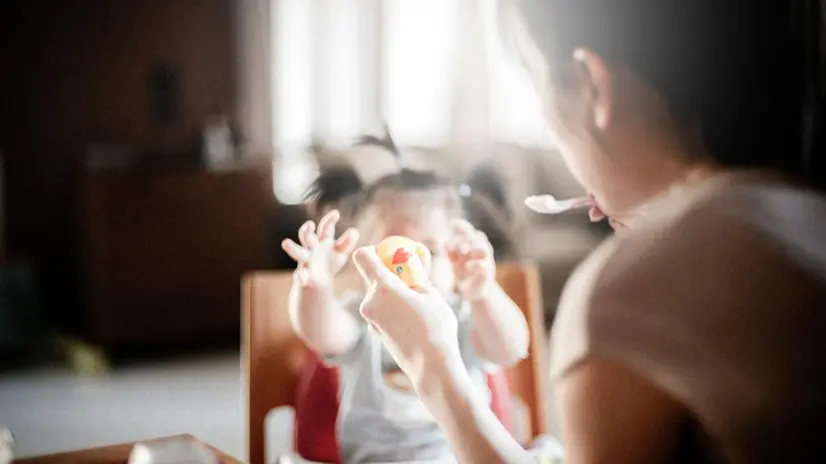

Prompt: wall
[{"left": 0, "top": 0, "right": 234, "bottom": 331}]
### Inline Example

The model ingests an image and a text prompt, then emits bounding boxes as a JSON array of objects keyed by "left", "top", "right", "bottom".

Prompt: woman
[{"left": 352, "top": 0, "right": 826, "bottom": 462}]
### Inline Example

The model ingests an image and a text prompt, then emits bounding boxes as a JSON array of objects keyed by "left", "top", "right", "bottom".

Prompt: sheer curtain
[{"left": 269, "top": 0, "right": 551, "bottom": 203}]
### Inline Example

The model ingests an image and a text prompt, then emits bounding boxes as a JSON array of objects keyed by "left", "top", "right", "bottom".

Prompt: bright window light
[
  {"left": 270, "top": 0, "right": 555, "bottom": 204},
  {"left": 272, "top": 0, "right": 314, "bottom": 203},
  {"left": 481, "top": 0, "right": 553, "bottom": 147},
  {"left": 324, "top": 0, "right": 361, "bottom": 144},
  {"left": 383, "top": 0, "right": 459, "bottom": 146},
  {"left": 273, "top": 0, "right": 312, "bottom": 157}
]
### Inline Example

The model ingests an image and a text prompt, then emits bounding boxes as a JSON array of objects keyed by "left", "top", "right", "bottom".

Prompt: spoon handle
[
  {"left": 568, "top": 196, "right": 592, "bottom": 208},
  {"left": 524, "top": 195, "right": 592, "bottom": 214}
]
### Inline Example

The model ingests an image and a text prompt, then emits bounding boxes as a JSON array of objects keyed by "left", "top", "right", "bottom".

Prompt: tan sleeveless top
[{"left": 551, "top": 173, "right": 826, "bottom": 463}]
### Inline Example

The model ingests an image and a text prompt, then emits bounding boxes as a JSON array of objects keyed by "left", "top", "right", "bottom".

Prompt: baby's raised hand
[
  {"left": 281, "top": 210, "right": 360, "bottom": 289},
  {"left": 447, "top": 219, "right": 496, "bottom": 301}
]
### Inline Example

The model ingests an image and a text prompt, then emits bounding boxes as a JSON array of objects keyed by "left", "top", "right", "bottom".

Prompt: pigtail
[
  {"left": 304, "top": 143, "right": 365, "bottom": 220},
  {"left": 354, "top": 122, "right": 406, "bottom": 169},
  {"left": 460, "top": 164, "right": 518, "bottom": 261}
]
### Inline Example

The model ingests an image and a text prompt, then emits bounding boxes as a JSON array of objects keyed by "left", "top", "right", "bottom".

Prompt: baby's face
[{"left": 359, "top": 194, "right": 457, "bottom": 296}]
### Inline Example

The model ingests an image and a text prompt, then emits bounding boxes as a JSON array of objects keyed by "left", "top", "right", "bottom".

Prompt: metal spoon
[{"left": 524, "top": 195, "right": 592, "bottom": 215}]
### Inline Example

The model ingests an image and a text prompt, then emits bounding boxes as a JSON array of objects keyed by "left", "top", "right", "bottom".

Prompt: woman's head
[{"left": 501, "top": 0, "right": 810, "bottom": 225}]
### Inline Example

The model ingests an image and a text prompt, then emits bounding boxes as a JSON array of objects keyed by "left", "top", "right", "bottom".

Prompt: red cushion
[
  {"left": 487, "top": 369, "right": 515, "bottom": 435},
  {"left": 293, "top": 354, "right": 341, "bottom": 463},
  {"left": 293, "top": 355, "right": 514, "bottom": 463}
]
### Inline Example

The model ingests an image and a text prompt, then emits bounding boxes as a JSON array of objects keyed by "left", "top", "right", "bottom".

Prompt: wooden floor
[{"left": 0, "top": 350, "right": 258, "bottom": 460}]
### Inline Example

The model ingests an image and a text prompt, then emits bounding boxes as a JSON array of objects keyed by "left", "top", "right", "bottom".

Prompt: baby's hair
[
  {"left": 304, "top": 125, "right": 517, "bottom": 258},
  {"left": 462, "top": 164, "right": 517, "bottom": 259},
  {"left": 306, "top": 125, "right": 455, "bottom": 214},
  {"left": 354, "top": 122, "right": 403, "bottom": 164},
  {"left": 304, "top": 164, "right": 364, "bottom": 210}
]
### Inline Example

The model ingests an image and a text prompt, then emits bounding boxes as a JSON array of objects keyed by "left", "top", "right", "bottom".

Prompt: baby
[{"left": 281, "top": 137, "right": 529, "bottom": 464}]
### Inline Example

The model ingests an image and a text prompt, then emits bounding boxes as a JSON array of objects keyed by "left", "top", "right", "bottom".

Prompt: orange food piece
[{"left": 376, "top": 236, "right": 431, "bottom": 287}]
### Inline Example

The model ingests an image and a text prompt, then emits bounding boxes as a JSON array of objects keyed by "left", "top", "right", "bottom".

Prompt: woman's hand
[
  {"left": 447, "top": 219, "right": 496, "bottom": 301},
  {"left": 352, "top": 246, "right": 463, "bottom": 387},
  {"left": 281, "top": 209, "right": 360, "bottom": 289},
  {"left": 353, "top": 247, "right": 533, "bottom": 464}
]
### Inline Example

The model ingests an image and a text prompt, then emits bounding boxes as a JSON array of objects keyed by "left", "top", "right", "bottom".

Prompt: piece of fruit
[{"left": 376, "top": 235, "right": 431, "bottom": 287}]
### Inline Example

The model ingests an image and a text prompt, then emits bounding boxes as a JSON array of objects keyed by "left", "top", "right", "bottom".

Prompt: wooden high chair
[{"left": 242, "top": 262, "right": 549, "bottom": 464}]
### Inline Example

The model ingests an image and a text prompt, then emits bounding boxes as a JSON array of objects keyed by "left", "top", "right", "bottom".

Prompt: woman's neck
[
  {"left": 618, "top": 162, "right": 721, "bottom": 229},
  {"left": 627, "top": 165, "right": 795, "bottom": 230},
  {"left": 668, "top": 164, "right": 796, "bottom": 196}
]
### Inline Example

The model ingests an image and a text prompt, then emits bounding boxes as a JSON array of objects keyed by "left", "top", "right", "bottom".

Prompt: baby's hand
[
  {"left": 281, "top": 210, "right": 360, "bottom": 289},
  {"left": 447, "top": 219, "right": 496, "bottom": 301}
]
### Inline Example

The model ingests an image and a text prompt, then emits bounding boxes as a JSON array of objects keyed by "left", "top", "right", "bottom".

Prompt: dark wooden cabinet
[{"left": 78, "top": 169, "right": 274, "bottom": 348}]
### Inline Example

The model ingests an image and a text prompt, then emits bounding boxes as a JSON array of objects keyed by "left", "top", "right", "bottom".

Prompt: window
[
  {"left": 383, "top": 0, "right": 458, "bottom": 146},
  {"left": 271, "top": 0, "right": 552, "bottom": 204},
  {"left": 481, "top": 0, "right": 553, "bottom": 146},
  {"left": 271, "top": 0, "right": 314, "bottom": 203},
  {"left": 272, "top": 0, "right": 312, "bottom": 157}
]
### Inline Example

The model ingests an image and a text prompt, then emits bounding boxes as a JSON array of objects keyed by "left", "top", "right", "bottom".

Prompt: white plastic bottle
[{"left": 203, "top": 115, "right": 234, "bottom": 170}]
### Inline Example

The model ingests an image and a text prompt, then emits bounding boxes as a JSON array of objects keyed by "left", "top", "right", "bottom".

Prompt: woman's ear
[{"left": 572, "top": 48, "right": 614, "bottom": 132}]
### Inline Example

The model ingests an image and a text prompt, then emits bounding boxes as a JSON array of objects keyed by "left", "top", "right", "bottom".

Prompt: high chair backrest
[{"left": 243, "top": 261, "right": 549, "bottom": 464}]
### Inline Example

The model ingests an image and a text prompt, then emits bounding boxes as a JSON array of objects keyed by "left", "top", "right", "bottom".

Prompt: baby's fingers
[
  {"left": 464, "top": 260, "right": 489, "bottom": 274},
  {"left": 462, "top": 247, "right": 488, "bottom": 262},
  {"left": 446, "top": 238, "right": 469, "bottom": 261},
  {"left": 298, "top": 221, "right": 320, "bottom": 249},
  {"left": 334, "top": 227, "right": 360, "bottom": 255},
  {"left": 282, "top": 239, "right": 310, "bottom": 263},
  {"left": 317, "top": 209, "right": 340, "bottom": 241},
  {"left": 451, "top": 218, "right": 478, "bottom": 238},
  {"left": 472, "top": 229, "right": 493, "bottom": 251},
  {"left": 447, "top": 240, "right": 487, "bottom": 264}
]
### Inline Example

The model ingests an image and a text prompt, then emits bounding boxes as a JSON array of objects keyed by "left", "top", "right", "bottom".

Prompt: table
[{"left": 15, "top": 434, "right": 243, "bottom": 464}]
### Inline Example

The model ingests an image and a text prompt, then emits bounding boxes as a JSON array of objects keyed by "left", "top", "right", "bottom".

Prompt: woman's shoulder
[
  {"left": 615, "top": 176, "right": 826, "bottom": 281},
  {"left": 661, "top": 179, "right": 826, "bottom": 276},
  {"left": 551, "top": 179, "right": 826, "bottom": 380},
  {"left": 551, "top": 181, "right": 826, "bottom": 459},
  {"left": 705, "top": 183, "right": 826, "bottom": 266}
]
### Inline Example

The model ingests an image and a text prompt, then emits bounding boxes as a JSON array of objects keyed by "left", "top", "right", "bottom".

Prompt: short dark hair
[
  {"left": 505, "top": 0, "right": 823, "bottom": 184},
  {"left": 305, "top": 124, "right": 457, "bottom": 215},
  {"left": 304, "top": 130, "right": 518, "bottom": 259}
]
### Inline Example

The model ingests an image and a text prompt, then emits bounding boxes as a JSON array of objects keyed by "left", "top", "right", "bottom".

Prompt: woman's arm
[
  {"left": 469, "top": 283, "right": 530, "bottom": 366},
  {"left": 351, "top": 245, "right": 533, "bottom": 463},
  {"left": 555, "top": 358, "right": 686, "bottom": 464},
  {"left": 417, "top": 348, "right": 535, "bottom": 464}
]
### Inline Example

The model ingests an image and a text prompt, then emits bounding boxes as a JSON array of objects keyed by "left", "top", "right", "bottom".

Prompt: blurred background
[{"left": 0, "top": 0, "right": 608, "bottom": 459}]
